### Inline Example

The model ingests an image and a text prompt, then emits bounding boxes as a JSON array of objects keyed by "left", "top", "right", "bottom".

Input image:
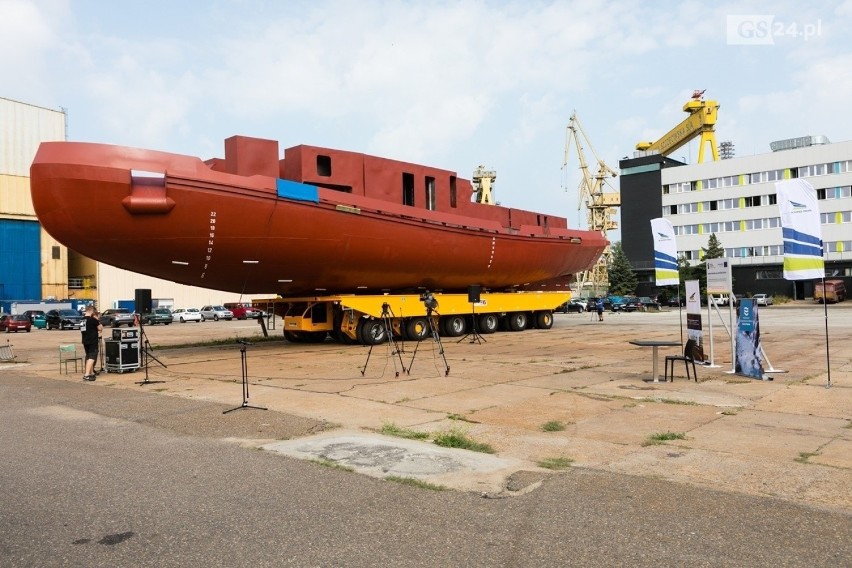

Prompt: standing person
[
  {"left": 81, "top": 305, "right": 103, "bottom": 381},
  {"left": 595, "top": 296, "right": 604, "bottom": 322}
]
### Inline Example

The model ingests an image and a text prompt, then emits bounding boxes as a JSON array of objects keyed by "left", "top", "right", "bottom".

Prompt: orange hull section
[{"left": 30, "top": 141, "right": 607, "bottom": 296}]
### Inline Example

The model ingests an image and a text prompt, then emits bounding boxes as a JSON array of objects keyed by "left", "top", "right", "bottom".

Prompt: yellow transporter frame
[{"left": 257, "top": 291, "right": 571, "bottom": 345}]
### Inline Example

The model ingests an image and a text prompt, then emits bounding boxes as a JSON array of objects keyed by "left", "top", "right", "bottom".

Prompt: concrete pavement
[{"left": 2, "top": 302, "right": 850, "bottom": 512}]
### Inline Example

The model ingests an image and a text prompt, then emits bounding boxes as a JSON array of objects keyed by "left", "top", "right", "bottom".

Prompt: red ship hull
[{"left": 30, "top": 138, "right": 607, "bottom": 296}]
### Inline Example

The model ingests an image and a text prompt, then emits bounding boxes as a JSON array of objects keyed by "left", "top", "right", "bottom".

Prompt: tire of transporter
[
  {"left": 535, "top": 311, "right": 554, "bottom": 329},
  {"left": 302, "top": 331, "right": 328, "bottom": 343},
  {"left": 404, "top": 317, "right": 430, "bottom": 341},
  {"left": 477, "top": 313, "right": 499, "bottom": 334},
  {"left": 358, "top": 318, "right": 387, "bottom": 345},
  {"left": 441, "top": 315, "right": 466, "bottom": 337},
  {"left": 283, "top": 331, "right": 303, "bottom": 343},
  {"left": 506, "top": 312, "right": 528, "bottom": 331}
]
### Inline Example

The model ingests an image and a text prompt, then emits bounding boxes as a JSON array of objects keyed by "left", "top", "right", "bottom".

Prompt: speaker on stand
[
  {"left": 135, "top": 288, "right": 152, "bottom": 315},
  {"left": 459, "top": 284, "right": 485, "bottom": 345}
]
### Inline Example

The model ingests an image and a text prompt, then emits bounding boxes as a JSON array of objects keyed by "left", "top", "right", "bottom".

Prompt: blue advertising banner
[{"left": 735, "top": 299, "right": 765, "bottom": 379}]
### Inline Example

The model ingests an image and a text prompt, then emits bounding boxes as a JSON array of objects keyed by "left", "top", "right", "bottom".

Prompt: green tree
[{"left": 607, "top": 241, "right": 637, "bottom": 296}]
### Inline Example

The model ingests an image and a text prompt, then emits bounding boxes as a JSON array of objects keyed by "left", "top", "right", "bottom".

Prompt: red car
[{"left": 0, "top": 314, "right": 32, "bottom": 333}]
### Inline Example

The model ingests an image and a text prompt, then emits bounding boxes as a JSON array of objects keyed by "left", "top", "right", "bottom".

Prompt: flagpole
[{"left": 821, "top": 277, "right": 832, "bottom": 388}]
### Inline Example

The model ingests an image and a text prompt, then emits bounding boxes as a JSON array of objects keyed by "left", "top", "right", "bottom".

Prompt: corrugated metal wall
[
  {"left": 0, "top": 219, "right": 41, "bottom": 301},
  {"left": 0, "top": 97, "right": 65, "bottom": 176}
]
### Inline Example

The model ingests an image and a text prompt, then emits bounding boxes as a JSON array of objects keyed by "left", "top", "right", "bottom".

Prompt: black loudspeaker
[
  {"left": 135, "top": 288, "right": 152, "bottom": 314},
  {"left": 467, "top": 284, "right": 481, "bottom": 303}
]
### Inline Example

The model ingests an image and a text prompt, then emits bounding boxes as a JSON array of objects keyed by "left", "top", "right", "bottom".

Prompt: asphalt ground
[{"left": 1, "top": 302, "right": 850, "bottom": 566}]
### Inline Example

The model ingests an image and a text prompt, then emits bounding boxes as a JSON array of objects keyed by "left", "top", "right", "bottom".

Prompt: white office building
[{"left": 659, "top": 137, "right": 852, "bottom": 299}]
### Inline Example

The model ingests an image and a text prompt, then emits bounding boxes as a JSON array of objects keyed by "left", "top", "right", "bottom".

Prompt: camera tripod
[
  {"left": 407, "top": 306, "right": 450, "bottom": 376},
  {"left": 360, "top": 303, "right": 407, "bottom": 377},
  {"left": 223, "top": 340, "right": 267, "bottom": 413},
  {"left": 135, "top": 319, "right": 166, "bottom": 386}
]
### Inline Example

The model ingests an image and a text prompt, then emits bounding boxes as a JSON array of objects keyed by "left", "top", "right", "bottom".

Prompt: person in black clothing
[{"left": 81, "top": 305, "right": 103, "bottom": 381}]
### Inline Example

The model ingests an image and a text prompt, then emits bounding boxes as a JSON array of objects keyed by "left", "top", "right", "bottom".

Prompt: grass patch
[
  {"left": 311, "top": 458, "right": 354, "bottom": 472},
  {"left": 537, "top": 456, "right": 574, "bottom": 470},
  {"left": 795, "top": 452, "right": 818, "bottom": 464},
  {"left": 433, "top": 428, "right": 496, "bottom": 454},
  {"left": 447, "top": 413, "right": 479, "bottom": 423},
  {"left": 720, "top": 409, "right": 739, "bottom": 416},
  {"left": 639, "top": 397, "right": 697, "bottom": 406},
  {"left": 380, "top": 422, "right": 430, "bottom": 440},
  {"left": 386, "top": 476, "right": 446, "bottom": 491},
  {"left": 162, "top": 334, "right": 289, "bottom": 350},
  {"left": 541, "top": 420, "right": 566, "bottom": 432},
  {"left": 642, "top": 431, "right": 687, "bottom": 446}
]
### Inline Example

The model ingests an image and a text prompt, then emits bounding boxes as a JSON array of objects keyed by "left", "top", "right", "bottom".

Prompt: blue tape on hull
[{"left": 276, "top": 179, "right": 319, "bottom": 203}]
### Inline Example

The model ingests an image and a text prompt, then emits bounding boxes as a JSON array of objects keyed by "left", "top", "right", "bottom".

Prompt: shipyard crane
[
  {"left": 563, "top": 112, "right": 620, "bottom": 296},
  {"left": 472, "top": 165, "right": 497, "bottom": 204},
  {"left": 636, "top": 90, "right": 720, "bottom": 163}
]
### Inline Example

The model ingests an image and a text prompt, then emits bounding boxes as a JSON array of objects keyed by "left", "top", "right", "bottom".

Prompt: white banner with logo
[
  {"left": 776, "top": 179, "right": 824, "bottom": 280},
  {"left": 650, "top": 217, "right": 679, "bottom": 286}
]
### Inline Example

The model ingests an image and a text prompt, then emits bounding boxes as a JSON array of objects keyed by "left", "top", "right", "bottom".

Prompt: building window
[
  {"left": 756, "top": 270, "right": 782, "bottom": 279},
  {"left": 316, "top": 155, "right": 332, "bottom": 177},
  {"left": 402, "top": 173, "right": 415, "bottom": 206},
  {"left": 52, "top": 246, "right": 61, "bottom": 260},
  {"left": 450, "top": 176, "right": 457, "bottom": 208}
]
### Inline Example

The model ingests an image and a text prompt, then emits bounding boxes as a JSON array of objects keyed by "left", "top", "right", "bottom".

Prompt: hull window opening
[
  {"left": 426, "top": 176, "right": 436, "bottom": 211},
  {"left": 316, "top": 155, "right": 332, "bottom": 177},
  {"left": 402, "top": 172, "right": 415, "bottom": 206}
]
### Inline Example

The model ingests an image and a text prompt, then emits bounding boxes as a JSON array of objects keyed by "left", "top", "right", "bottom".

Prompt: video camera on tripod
[{"left": 419, "top": 291, "right": 439, "bottom": 312}]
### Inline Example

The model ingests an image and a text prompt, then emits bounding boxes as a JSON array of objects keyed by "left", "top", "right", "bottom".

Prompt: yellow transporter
[{"left": 256, "top": 291, "right": 571, "bottom": 345}]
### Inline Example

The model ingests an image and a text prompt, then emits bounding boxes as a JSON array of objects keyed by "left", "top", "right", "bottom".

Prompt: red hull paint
[{"left": 30, "top": 138, "right": 607, "bottom": 296}]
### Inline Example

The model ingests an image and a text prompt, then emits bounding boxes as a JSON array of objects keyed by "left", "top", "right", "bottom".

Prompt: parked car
[
  {"left": 200, "top": 305, "right": 234, "bottom": 321},
  {"left": 710, "top": 294, "right": 731, "bottom": 306},
  {"left": 32, "top": 313, "right": 48, "bottom": 329},
  {"left": 100, "top": 308, "right": 136, "bottom": 327},
  {"left": 141, "top": 308, "right": 173, "bottom": 325},
  {"left": 172, "top": 308, "right": 203, "bottom": 323},
  {"left": 751, "top": 293, "right": 773, "bottom": 306},
  {"left": 45, "top": 309, "right": 84, "bottom": 330},
  {"left": 224, "top": 302, "right": 263, "bottom": 320},
  {"left": 0, "top": 314, "right": 32, "bottom": 333},
  {"left": 22, "top": 309, "right": 46, "bottom": 323},
  {"left": 667, "top": 295, "right": 685, "bottom": 307},
  {"left": 558, "top": 298, "right": 587, "bottom": 313},
  {"left": 624, "top": 296, "right": 661, "bottom": 312}
]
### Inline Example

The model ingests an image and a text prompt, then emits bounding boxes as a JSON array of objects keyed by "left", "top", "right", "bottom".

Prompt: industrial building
[
  {"left": 0, "top": 97, "right": 262, "bottom": 312},
  {"left": 620, "top": 136, "right": 852, "bottom": 299}
]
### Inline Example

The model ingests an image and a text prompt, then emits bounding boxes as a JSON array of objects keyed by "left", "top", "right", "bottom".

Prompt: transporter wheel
[
  {"left": 283, "top": 331, "right": 303, "bottom": 343},
  {"left": 477, "top": 313, "right": 499, "bottom": 334},
  {"left": 441, "top": 315, "right": 466, "bottom": 337},
  {"left": 404, "top": 317, "right": 430, "bottom": 341},
  {"left": 358, "top": 318, "right": 387, "bottom": 345},
  {"left": 506, "top": 312, "right": 528, "bottom": 331},
  {"left": 535, "top": 311, "right": 554, "bottom": 329}
]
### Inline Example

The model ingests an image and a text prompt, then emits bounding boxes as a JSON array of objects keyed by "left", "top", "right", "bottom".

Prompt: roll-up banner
[{"left": 650, "top": 217, "right": 679, "bottom": 286}]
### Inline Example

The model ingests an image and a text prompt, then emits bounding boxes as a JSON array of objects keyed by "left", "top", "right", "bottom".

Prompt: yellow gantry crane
[
  {"left": 563, "top": 112, "right": 620, "bottom": 295},
  {"left": 472, "top": 165, "right": 497, "bottom": 204},
  {"left": 636, "top": 90, "right": 720, "bottom": 162}
]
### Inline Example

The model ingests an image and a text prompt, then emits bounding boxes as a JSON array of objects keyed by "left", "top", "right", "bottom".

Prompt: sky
[{"left": 3, "top": 0, "right": 852, "bottom": 240}]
